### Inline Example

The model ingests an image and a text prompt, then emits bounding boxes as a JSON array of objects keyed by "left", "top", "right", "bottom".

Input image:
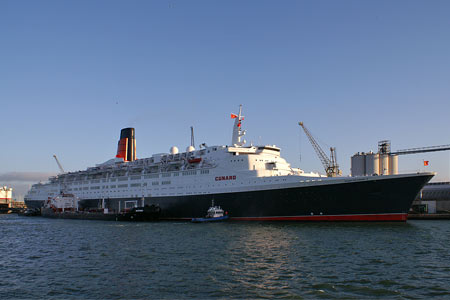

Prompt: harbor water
[{"left": 1, "top": 215, "right": 449, "bottom": 299}]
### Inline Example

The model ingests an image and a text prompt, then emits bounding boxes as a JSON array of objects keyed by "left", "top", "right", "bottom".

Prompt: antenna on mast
[
  {"left": 231, "top": 105, "right": 246, "bottom": 146},
  {"left": 190, "top": 126, "right": 195, "bottom": 147}
]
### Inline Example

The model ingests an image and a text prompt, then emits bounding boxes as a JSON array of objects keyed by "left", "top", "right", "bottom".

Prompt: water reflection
[
  {"left": 1, "top": 216, "right": 449, "bottom": 299},
  {"left": 223, "top": 223, "right": 302, "bottom": 297}
]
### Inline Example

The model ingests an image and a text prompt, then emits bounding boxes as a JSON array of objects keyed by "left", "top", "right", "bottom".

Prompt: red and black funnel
[{"left": 116, "top": 128, "right": 136, "bottom": 162}]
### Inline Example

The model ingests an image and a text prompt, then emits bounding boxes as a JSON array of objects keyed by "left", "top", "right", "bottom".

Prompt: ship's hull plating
[
  {"left": 25, "top": 200, "right": 45, "bottom": 210},
  {"left": 73, "top": 173, "right": 433, "bottom": 222}
]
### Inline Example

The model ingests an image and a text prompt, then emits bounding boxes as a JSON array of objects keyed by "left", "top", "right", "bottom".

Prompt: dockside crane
[
  {"left": 299, "top": 122, "right": 341, "bottom": 177},
  {"left": 53, "top": 155, "right": 65, "bottom": 174},
  {"left": 53, "top": 154, "right": 69, "bottom": 195}
]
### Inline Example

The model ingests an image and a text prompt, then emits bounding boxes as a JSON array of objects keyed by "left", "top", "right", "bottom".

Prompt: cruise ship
[{"left": 25, "top": 106, "right": 434, "bottom": 221}]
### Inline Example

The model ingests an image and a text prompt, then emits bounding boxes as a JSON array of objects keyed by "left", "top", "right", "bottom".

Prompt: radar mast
[{"left": 231, "top": 105, "right": 246, "bottom": 147}]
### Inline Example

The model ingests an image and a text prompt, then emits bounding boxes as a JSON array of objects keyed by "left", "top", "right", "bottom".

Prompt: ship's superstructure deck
[{"left": 26, "top": 143, "right": 324, "bottom": 202}]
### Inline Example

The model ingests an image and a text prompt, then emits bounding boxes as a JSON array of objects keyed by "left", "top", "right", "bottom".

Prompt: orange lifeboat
[{"left": 188, "top": 158, "right": 202, "bottom": 164}]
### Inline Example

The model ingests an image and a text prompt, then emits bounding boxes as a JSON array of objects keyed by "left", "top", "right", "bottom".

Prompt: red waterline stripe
[{"left": 230, "top": 213, "right": 408, "bottom": 222}]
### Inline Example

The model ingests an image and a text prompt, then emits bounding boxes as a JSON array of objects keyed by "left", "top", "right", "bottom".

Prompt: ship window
[
  {"left": 152, "top": 182, "right": 159, "bottom": 186},
  {"left": 144, "top": 174, "right": 159, "bottom": 179},
  {"left": 130, "top": 183, "right": 141, "bottom": 187},
  {"left": 118, "top": 184, "right": 128, "bottom": 188},
  {"left": 182, "top": 171, "right": 197, "bottom": 176}
]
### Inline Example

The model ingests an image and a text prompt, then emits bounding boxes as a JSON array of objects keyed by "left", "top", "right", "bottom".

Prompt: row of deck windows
[
  {"left": 63, "top": 170, "right": 212, "bottom": 185},
  {"left": 182, "top": 171, "right": 197, "bottom": 176}
]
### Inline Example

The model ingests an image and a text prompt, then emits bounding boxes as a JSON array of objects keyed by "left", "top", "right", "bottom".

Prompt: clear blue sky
[{"left": 1, "top": 0, "right": 450, "bottom": 187}]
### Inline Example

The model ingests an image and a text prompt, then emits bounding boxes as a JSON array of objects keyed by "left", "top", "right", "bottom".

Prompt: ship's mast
[
  {"left": 231, "top": 105, "right": 246, "bottom": 147},
  {"left": 190, "top": 126, "right": 195, "bottom": 148}
]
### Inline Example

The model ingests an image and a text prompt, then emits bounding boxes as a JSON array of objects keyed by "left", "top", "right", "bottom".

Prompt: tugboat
[{"left": 192, "top": 200, "right": 229, "bottom": 223}]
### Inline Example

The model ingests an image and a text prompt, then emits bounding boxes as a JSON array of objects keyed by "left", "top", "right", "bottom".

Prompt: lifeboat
[{"left": 188, "top": 158, "right": 202, "bottom": 164}]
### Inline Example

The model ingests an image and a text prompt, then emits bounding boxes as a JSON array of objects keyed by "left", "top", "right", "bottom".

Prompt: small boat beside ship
[
  {"left": 192, "top": 200, "right": 229, "bottom": 223},
  {"left": 41, "top": 192, "right": 160, "bottom": 221}
]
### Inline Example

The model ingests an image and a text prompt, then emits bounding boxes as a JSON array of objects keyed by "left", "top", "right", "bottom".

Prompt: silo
[
  {"left": 351, "top": 153, "right": 366, "bottom": 176},
  {"left": 373, "top": 153, "right": 380, "bottom": 175},
  {"left": 390, "top": 154, "right": 398, "bottom": 175},
  {"left": 381, "top": 154, "right": 390, "bottom": 175},
  {"left": 365, "top": 153, "right": 380, "bottom": 176},
  {"left": 365, "top": 153, "right": 372, "bottom": 175}
]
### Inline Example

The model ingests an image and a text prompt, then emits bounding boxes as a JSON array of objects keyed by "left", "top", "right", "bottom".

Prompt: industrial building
[
  {"left": 413, "top": 182, "right": 450, "bottom": 214},
  {"left": 351, "top": 141, "right": 398, "bottom": 176},
  {"left": 351, "top": 151, "right": 398, "bottom": 176},
  {"left": 351, "top": 140, "right": 450, "bottom": 177}
]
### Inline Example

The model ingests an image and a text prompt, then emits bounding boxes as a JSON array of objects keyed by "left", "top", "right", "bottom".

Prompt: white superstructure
[
  {"left": 0, "top": 186, "right": 13, "bottom": 208},
  {"left": 25, "top": 106, "right": 325, "bottom": 204}
]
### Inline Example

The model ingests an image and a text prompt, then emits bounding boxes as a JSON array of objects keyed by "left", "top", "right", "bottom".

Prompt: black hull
[
  {"left": 77, "top": 173, "right": 433, "bottom": 222},
  {"left": 41, "top": 205, "right": 161, "bottom": 222},
  {"left": 24, "top": 200, "right": 45, "bottom": 210},
  {"left": 116, "top": 205, "right": 161, "bottom": 222},
  {"left": 41, "top": 209, "right": 118, "bottom": 221}
]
